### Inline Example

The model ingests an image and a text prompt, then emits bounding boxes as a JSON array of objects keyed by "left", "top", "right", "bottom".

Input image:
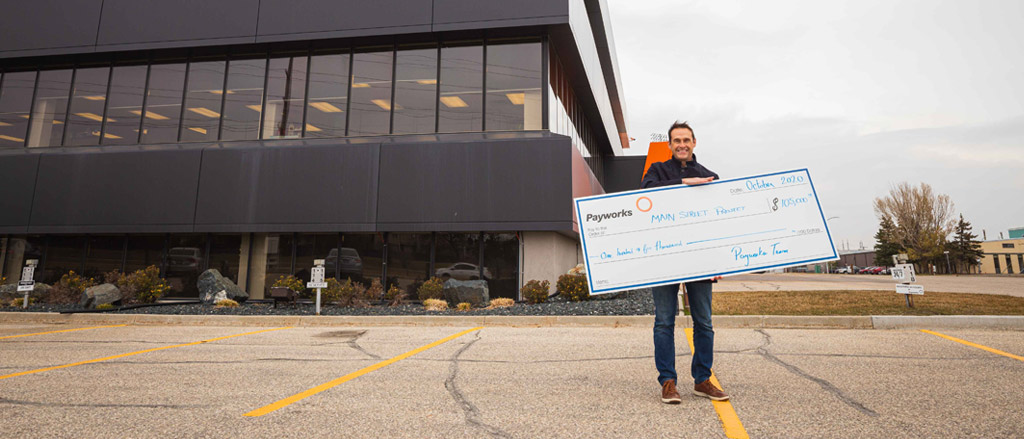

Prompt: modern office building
[
  {"left": 978, "top": 239, "right": 1024, "bottom": 275},
  {"left": 0, "top": 0, "right": 641, "bottom": 300}
]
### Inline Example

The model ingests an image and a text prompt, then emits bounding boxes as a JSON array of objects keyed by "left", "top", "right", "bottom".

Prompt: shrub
[
  {"left": 423, "top": 298, "right": 448, "bottom": 311},
  {"left": 95, "top": 303, "right": 115, "bottom": 310},
  {"left": 323, "top": 278, "right": 367, "bottom": 307},
  {"left": 103, "top": 270, "right": 122, "bottom": 285},
  {"left": 321, "top": 278, "right": 344, "bottom": 303},
  {"left": 47, "top": 271, "right": 96, "bottom": 304},
  {"left": 488, "top": 298, "right": 515, "bottom": 309},
  {"left": 215, "top": 298, "right": 239, "bottom": 308},
  {"left": 365, "top": 278, "right": 384, "bottom": 302},
  {"left": 557, "top": 274, "right": 589, "bottom": 302},
  {"left": 521, "top": 279, "right": 551, "bottom": 304},
  {"left": 118, "top": 266, "right": 170, "bottom": 304},
  {"left": 385, "top": 284, "right": 407, "bottom": 306},
  {"left": 456, "top": 302, "right": 472, "bottom": 312},
  {"left": 272, "top": 275, "right": 305, "bottom": 294},
  {"left": 416, "top": 277, "right": 445, "bottom": 301},
  {"left": 10, "top": 297, "right": 32, "bottom": 307}
]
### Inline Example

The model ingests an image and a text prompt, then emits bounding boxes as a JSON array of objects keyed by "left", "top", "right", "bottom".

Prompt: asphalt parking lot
[{"left": 1, "top": 323, "right": 1022, "bottom": 438}]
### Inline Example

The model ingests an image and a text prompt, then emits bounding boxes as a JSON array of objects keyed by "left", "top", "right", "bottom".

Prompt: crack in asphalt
[
  {"left": 754, "top": 329, "right": 879, "bottom": 417},
  {"left": 313, "top": 330, "right": 381, "bottom": 359},
  {"left": 445, "top": 331, "right": 512, "bottom": 439},
  {"left": 0, "top": 397, "right": 203, "bottom": 409},
  {"left": 416, "top": 355, "right": 654, "bottom": 365}
]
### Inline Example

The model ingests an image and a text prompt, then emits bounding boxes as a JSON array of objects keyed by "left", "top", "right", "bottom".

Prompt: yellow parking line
[
  {"left": 244, "top": 326, "right": 484, "bottom": 417},
  {"left": 0, "top": 324, "right": 128, "bottom": 340},
  {"left": 921, "top": 329, "right": 1024, "bottom": 362},
  {"left": 685, "top": 328, "right": 750, "bottom": 439},
  {"left": 0, "top": 327, "right": 291, "bottom": 381}
]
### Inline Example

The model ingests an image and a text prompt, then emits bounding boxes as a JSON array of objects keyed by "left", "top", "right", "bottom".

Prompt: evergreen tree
[
  {"left": 948, "top": 214, "right": 982, "bottom": 273},
  {"left": 873, "top": 217, "right": 903, "bottom": 266}
]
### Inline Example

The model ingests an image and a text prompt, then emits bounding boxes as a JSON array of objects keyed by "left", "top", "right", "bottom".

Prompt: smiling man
[{"left": 640, "top": 121, "right": 729, "bottom": 404}]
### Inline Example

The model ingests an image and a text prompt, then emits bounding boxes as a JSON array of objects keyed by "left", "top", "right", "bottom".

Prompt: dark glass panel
[
  {"left": 0, "top": 71, "right": 36, "bottom": 147},
  {"left": 222, "top": 56, "right": 266, "bottom": 141},
  {"left": 393, "top": 46, "right": 437, "bottom": 134},
  {"left": 348, "top": 49, "right": 393, "bottom": 136},
  {"left": 208, "top": 234, "right": 242, "bottom": 284},
  {"left": 39, "top": 235, "right": 85, "bottom": 284},
  {"left": 434, "top": 233, "right": 481, "bottom": 282},
  {"left": 438, "top": 43, "right": 482, "bottom": 132},
  {"left": 338, "top": 233, "right": 384, "bottom": 284},
  {"left": 386, "top": 233, "right": 431, "bottom": 298},
  {"left": 180, "top": 59, "right": 225, "bottom": 142},
  {"left": 141, "top": 61, "right": 186, "bottom": 144},
  {"left": 103, "top": 64, "right": 147, "bottom": 145},
  {"left": 306, "top": 51, "right": 349, "bottom": 138},
  {"left": 483, "top": 233, "right": 520, "bottom": 300},
  {"left": 65, "top": 66, "right": 112, "bottom": 146},
  {"left": 83, "top": 235, "right": 125, "bottom": 279},
  {"left": 263, "top": 54, "right": 307, "bottom": 139},
  {"left": 165, "top": 234, "right": 206, "bottom": 297},
  {"left": 262, "top": 233, "right": 295, "bottom": 297},
  {"left": 486, "top": 42, "right": 542, "bottom": 131},
  {"left": 294, "top": 234, "right": 336, "bottom": 297},
  {"left": 1, "top": 235, "right": 45, "bottom": 283},
  {"left": 124, "top": 235, "right": 165, "bottom": 273},
  {"left": 27, "top": 69, "right": 72, "bottom": 147}
]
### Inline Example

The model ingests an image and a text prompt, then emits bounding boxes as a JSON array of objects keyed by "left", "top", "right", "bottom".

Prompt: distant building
[
  {"left": 837, "top": 250, "right": 877, "bottom": 268},
  {"left": 978, "top": 239, "right": 1024, "bottom": 275},
  {"left": 1009, "top": 227, "right": 1024, "bottom": 239}
]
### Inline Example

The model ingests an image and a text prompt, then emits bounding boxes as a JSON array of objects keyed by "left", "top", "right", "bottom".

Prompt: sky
[{"left": 605, "top": 0, "right": 1024, "bottom": 251}]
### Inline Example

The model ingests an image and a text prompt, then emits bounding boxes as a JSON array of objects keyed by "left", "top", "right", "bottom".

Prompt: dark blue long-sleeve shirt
[{"left": 640, "top": 154, "right": 719, "bottom": 189}]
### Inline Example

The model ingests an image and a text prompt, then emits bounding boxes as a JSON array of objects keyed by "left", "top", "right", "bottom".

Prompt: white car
[{"left": 435, "top": 263, "right": 492, "bottom": 281}]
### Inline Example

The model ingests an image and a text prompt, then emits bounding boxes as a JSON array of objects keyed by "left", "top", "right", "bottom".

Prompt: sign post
[
  {"left": 18, "top": 259, "right": 38, "bottom": 309},
  {"left": 891, "top": 259, "right": 922, "bottom": 308},
  {"left": 307, "top": 259, "right": 328, "bottom": 316}
]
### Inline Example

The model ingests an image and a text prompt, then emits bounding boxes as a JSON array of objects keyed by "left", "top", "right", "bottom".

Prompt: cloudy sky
[{"left": 606, "top": 0, "right": 1024, "bottom": 250}]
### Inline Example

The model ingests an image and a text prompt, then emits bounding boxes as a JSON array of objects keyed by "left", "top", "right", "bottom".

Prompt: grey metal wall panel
[
  {"left": 256, "top": 0, "right": 432, "bottom": 42},
  {"left": 432, "top": 0, "right": 568, "bottom": 28},
  {"left": 376, "top": 136, "right": 572, "bottom": 230},
  {"left": 603, "top": 156, "right": 645, "bottom": 193},
  {"left": 0, "top": 152, "right": 40, "bottom": 233},
  {"left": 0, "top": 0, "right": 102, "bottom": 54},
  {"left": 194, "top": 143, "right": 379, "bottom": 230},
  {"left": 96, "top": 0, "right": 259, "bottom": 48},
  {"left": 29, "top": 146, "right": 203, "bottom": 233}
]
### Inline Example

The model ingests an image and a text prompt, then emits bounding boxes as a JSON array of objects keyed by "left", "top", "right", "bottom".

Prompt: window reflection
[
  {"left": 263, "top": 53, "right": 307, "bottom": 139},
  {"left": 393, "top": 45, "right": 437, "bottom": 134},
  {"left": 208, "top": 234, "right": 242, "bottom": 284},
  {"left": 306, "top": 51, "right": 350, "bottom": 138},
  {"left": 124, "top": 235, "right": 165, "bottom": 273},
  {"left": 39, "top": 235, "right": 85, "bottom": 284},
  {"left": 434, "top": 233, "right": 481, "bottom": 282},
  {"left": 486, "top": 42, "right": 542, "bottom": 131},
  {"left": 386, "top": 233, "right": 431, "bottom": 297},
  {"left": 141, "top": 61, "right": 186, "bottom": 144},
  {"left": 165, "top": 234, "right": 206, "bottom": 297},
  {"left": 0, "top": 71, "right": 36, "bottom": 147},
  {"left": 438, "top": 43, "right": 482, "bottom": 132},
  {"left": 339, "top": 233, "right": 384, "bottom": 284},
  {"left": 222, "top": 55, "right": 266, "bottom": 141},
  {"left": 349, "top": 48, "right": 393, "bottom": 136},
  {"left": 27, "top": 68, "right": 72, "bottom": 147},
  {"left": 65, "top": 66, "right": 111, "bottom": 146},
  {"left": 180, "top": 59, "right": 225, "bottom": 142},
  {"left": 483, "top": 233, "right": 520, "bottom": 299},
  {"left": 103, "top": 64, "right": 147, "bottom": 145},
  {"left": 1, "top": 236, "right": 45, "bottom": 283},
  {"left": 83, "top": 235, "right": 125, "bottom": 279}
]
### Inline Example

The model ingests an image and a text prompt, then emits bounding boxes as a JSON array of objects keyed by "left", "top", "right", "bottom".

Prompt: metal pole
[{"left": 316, "top": 287, "right": 321, "bottom": 316}]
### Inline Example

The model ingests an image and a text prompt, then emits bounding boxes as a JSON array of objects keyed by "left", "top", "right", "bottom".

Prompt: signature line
[{"left": 686, "top": 228, "right": 787, "bottom": 245}]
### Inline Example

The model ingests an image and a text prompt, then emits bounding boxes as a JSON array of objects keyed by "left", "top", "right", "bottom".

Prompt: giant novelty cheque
[{"left": 575, "top": 169, "right": 838, "bottom": 295}]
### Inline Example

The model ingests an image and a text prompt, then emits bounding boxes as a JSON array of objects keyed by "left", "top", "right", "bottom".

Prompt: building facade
[
  {"left": 978, "top": 239, "right": 1024, "bottom": 275},
  {"left": 0, "top": 0, "right": 634, "bottom": 300}
]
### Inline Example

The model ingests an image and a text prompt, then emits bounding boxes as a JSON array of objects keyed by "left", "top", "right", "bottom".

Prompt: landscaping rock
[
  {"left": 0, "top": 282, "right": 52, "bottom": 301},
  {"left": 443, "top": 279, "right": 489, "bottom": 306},
  {"left": 80, "top": 283, "right": 123, "bottom": 309},
  {"left": 198, "top": 269, "right": 247, "bottom": 304}
]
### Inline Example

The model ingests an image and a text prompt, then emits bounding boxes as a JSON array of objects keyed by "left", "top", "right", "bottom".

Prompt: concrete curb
[{"left": 3, "top": 312, "right": 1023, "bottom": 329}]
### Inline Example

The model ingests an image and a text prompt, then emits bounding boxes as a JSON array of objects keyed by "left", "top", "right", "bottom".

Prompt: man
[{"left": 641, "top": 121, "right": 729, "bottom": 404}]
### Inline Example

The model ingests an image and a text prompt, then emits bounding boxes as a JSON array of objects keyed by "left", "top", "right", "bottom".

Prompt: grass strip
[{"left": 709, "top": 290, "right": 1024, "bottom": 316}]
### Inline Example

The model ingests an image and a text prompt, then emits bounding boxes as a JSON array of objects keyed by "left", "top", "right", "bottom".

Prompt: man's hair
[{"left": 668, "top": 121, "right": 695, "bottom": 142}]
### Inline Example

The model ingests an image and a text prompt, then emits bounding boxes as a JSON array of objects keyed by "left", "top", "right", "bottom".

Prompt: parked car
[
  {"left": 167, "top": 247, "right": 202, "bottom": 273},
  {"left": 869, "top": 266, "right": 886, "bottom": 275},
  {"left": 325, "top": 247, "right": 362, "bottom": 278},
  {"left": 857, "top": 266, "right": 876, "bottom": 274},
  {"left": 834, "top": 266, "right": 853, "bottom": 274},
  {"left": 435, "top": 262, "right": 492, "bottom": 281}
]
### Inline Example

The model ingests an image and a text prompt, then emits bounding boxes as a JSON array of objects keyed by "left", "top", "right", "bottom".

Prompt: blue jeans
[{"left": 652, "top": 280, "right": 714, "bottom": 385}]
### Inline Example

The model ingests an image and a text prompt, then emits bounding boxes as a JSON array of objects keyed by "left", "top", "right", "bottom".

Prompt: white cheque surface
[{"left": 575, "top": 169, "right": 838, "bottom": 295}]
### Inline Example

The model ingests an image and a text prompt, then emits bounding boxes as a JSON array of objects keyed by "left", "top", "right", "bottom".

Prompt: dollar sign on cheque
[{"left": 771, "top": 197, "right": 779, "bottom": 211}]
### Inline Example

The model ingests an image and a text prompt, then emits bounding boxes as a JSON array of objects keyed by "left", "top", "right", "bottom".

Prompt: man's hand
[
  {"left": 711, "top": 275, "right": 723, "bottom": 281},
  {"left": 682, "top": 177, "right": 714, "bottom": 185}
]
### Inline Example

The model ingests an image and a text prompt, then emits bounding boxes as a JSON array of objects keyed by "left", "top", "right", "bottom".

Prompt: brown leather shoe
[
  {"left": 661, "top": 379, "right": 682, "bottom": 404},
  {"left": 693, "top": 379, "right": 729, "bottom": 401}
]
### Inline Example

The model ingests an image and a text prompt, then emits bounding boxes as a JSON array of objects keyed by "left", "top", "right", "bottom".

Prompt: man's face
[{"left": 669, "top": 127, "right": 696, "bottom": 162}]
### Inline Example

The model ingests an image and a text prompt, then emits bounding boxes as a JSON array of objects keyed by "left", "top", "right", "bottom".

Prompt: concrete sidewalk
[{"left": 2, "top": 312, "right": 1022, "bottom": 330}]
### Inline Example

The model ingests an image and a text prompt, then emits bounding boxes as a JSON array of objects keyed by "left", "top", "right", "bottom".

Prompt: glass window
[
  {"left": 221, "top": 55, "right": 266, "bottom": 141},
  {"left": 0, "top": 70, "right": 36, "bottom": 147},
  {"left": 386, "top": 233, "right": 431, "bottom": 297},
  {"left": 349, "top": 48, "right": 393, "bottom": 136},
  {"left": 486, "top": 41, "right": 542, "bottom": 131},
  {"left": 165, "top": 234, "right": 206, "bottom": 297},
  {"left": 27, "top": 68, "right": 73, "bottom": 147},
  {"left": 208, "top": 234, "right": 243, "bottom": 284},
  {"left": 39, "top": 235, "right": 85, "bottom": 284},
  {"left": 434, "top": 233, "right": 481, "bottom": 282},
  {"left": 263, "top": 53, "right": 307, "bottom": 139},
  {"left": 294, "top": 234, "right": 336, "bottom": 294},
  {"left": 180, "top": 59, "right": 225, "bottom": 142},
  {"left": 1007, "top": 255, "right": 1013, "bottom": 275},
  {"left": 306, "top": 51, "right": 349, "bottom": 138},
  {"left": 1017, "top": 255, "right": 1023, "bottom": 274},
  {"left": 103, "top": 64, "right": 147, "bottom": 145},
  {"left": 83, "top": 235, "right": 125, "bottom": 279},
  {"left": 1, "top": 235, "right": 45, "bottom": 283},
  {"left": 393, "top": 45, "right": 437, "bottom": 134},
  {"left": 65, "top": 66, "right": 112, "bottom": 146},
  {"left": 338, "top": 233, "right": 384, "bottom": 284},
  {"left": 993, "top": 255, "right": 1000, "bottom": 274},
  {"left": 124, "top": 235, "right": 165, "bottom": 274},
  {"left": 141, "top": 61, "right": 186, "bottom": 144},
  {"left": 483, "top": 233, "right": 520, "bottom": 300},
  {"left": 438, "top": 43, "right": 482, "bottom": 132},
  {"left": 261, "top": 233, "right": 295, "bottom": 296}
]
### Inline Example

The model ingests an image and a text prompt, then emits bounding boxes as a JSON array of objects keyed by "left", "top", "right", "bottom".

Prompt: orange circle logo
[{"left": 636, "top": 196, "right": 653, "bottom": 212}]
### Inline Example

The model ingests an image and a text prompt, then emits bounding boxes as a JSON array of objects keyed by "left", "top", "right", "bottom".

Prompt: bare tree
[{"left": 873, "top": 182, "right": 956, "bottom": 268}]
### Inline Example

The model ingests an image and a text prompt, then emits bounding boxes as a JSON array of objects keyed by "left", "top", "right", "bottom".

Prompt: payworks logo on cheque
[{"left": 585, "top": 209, "right": 633, "bottom": 223}]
